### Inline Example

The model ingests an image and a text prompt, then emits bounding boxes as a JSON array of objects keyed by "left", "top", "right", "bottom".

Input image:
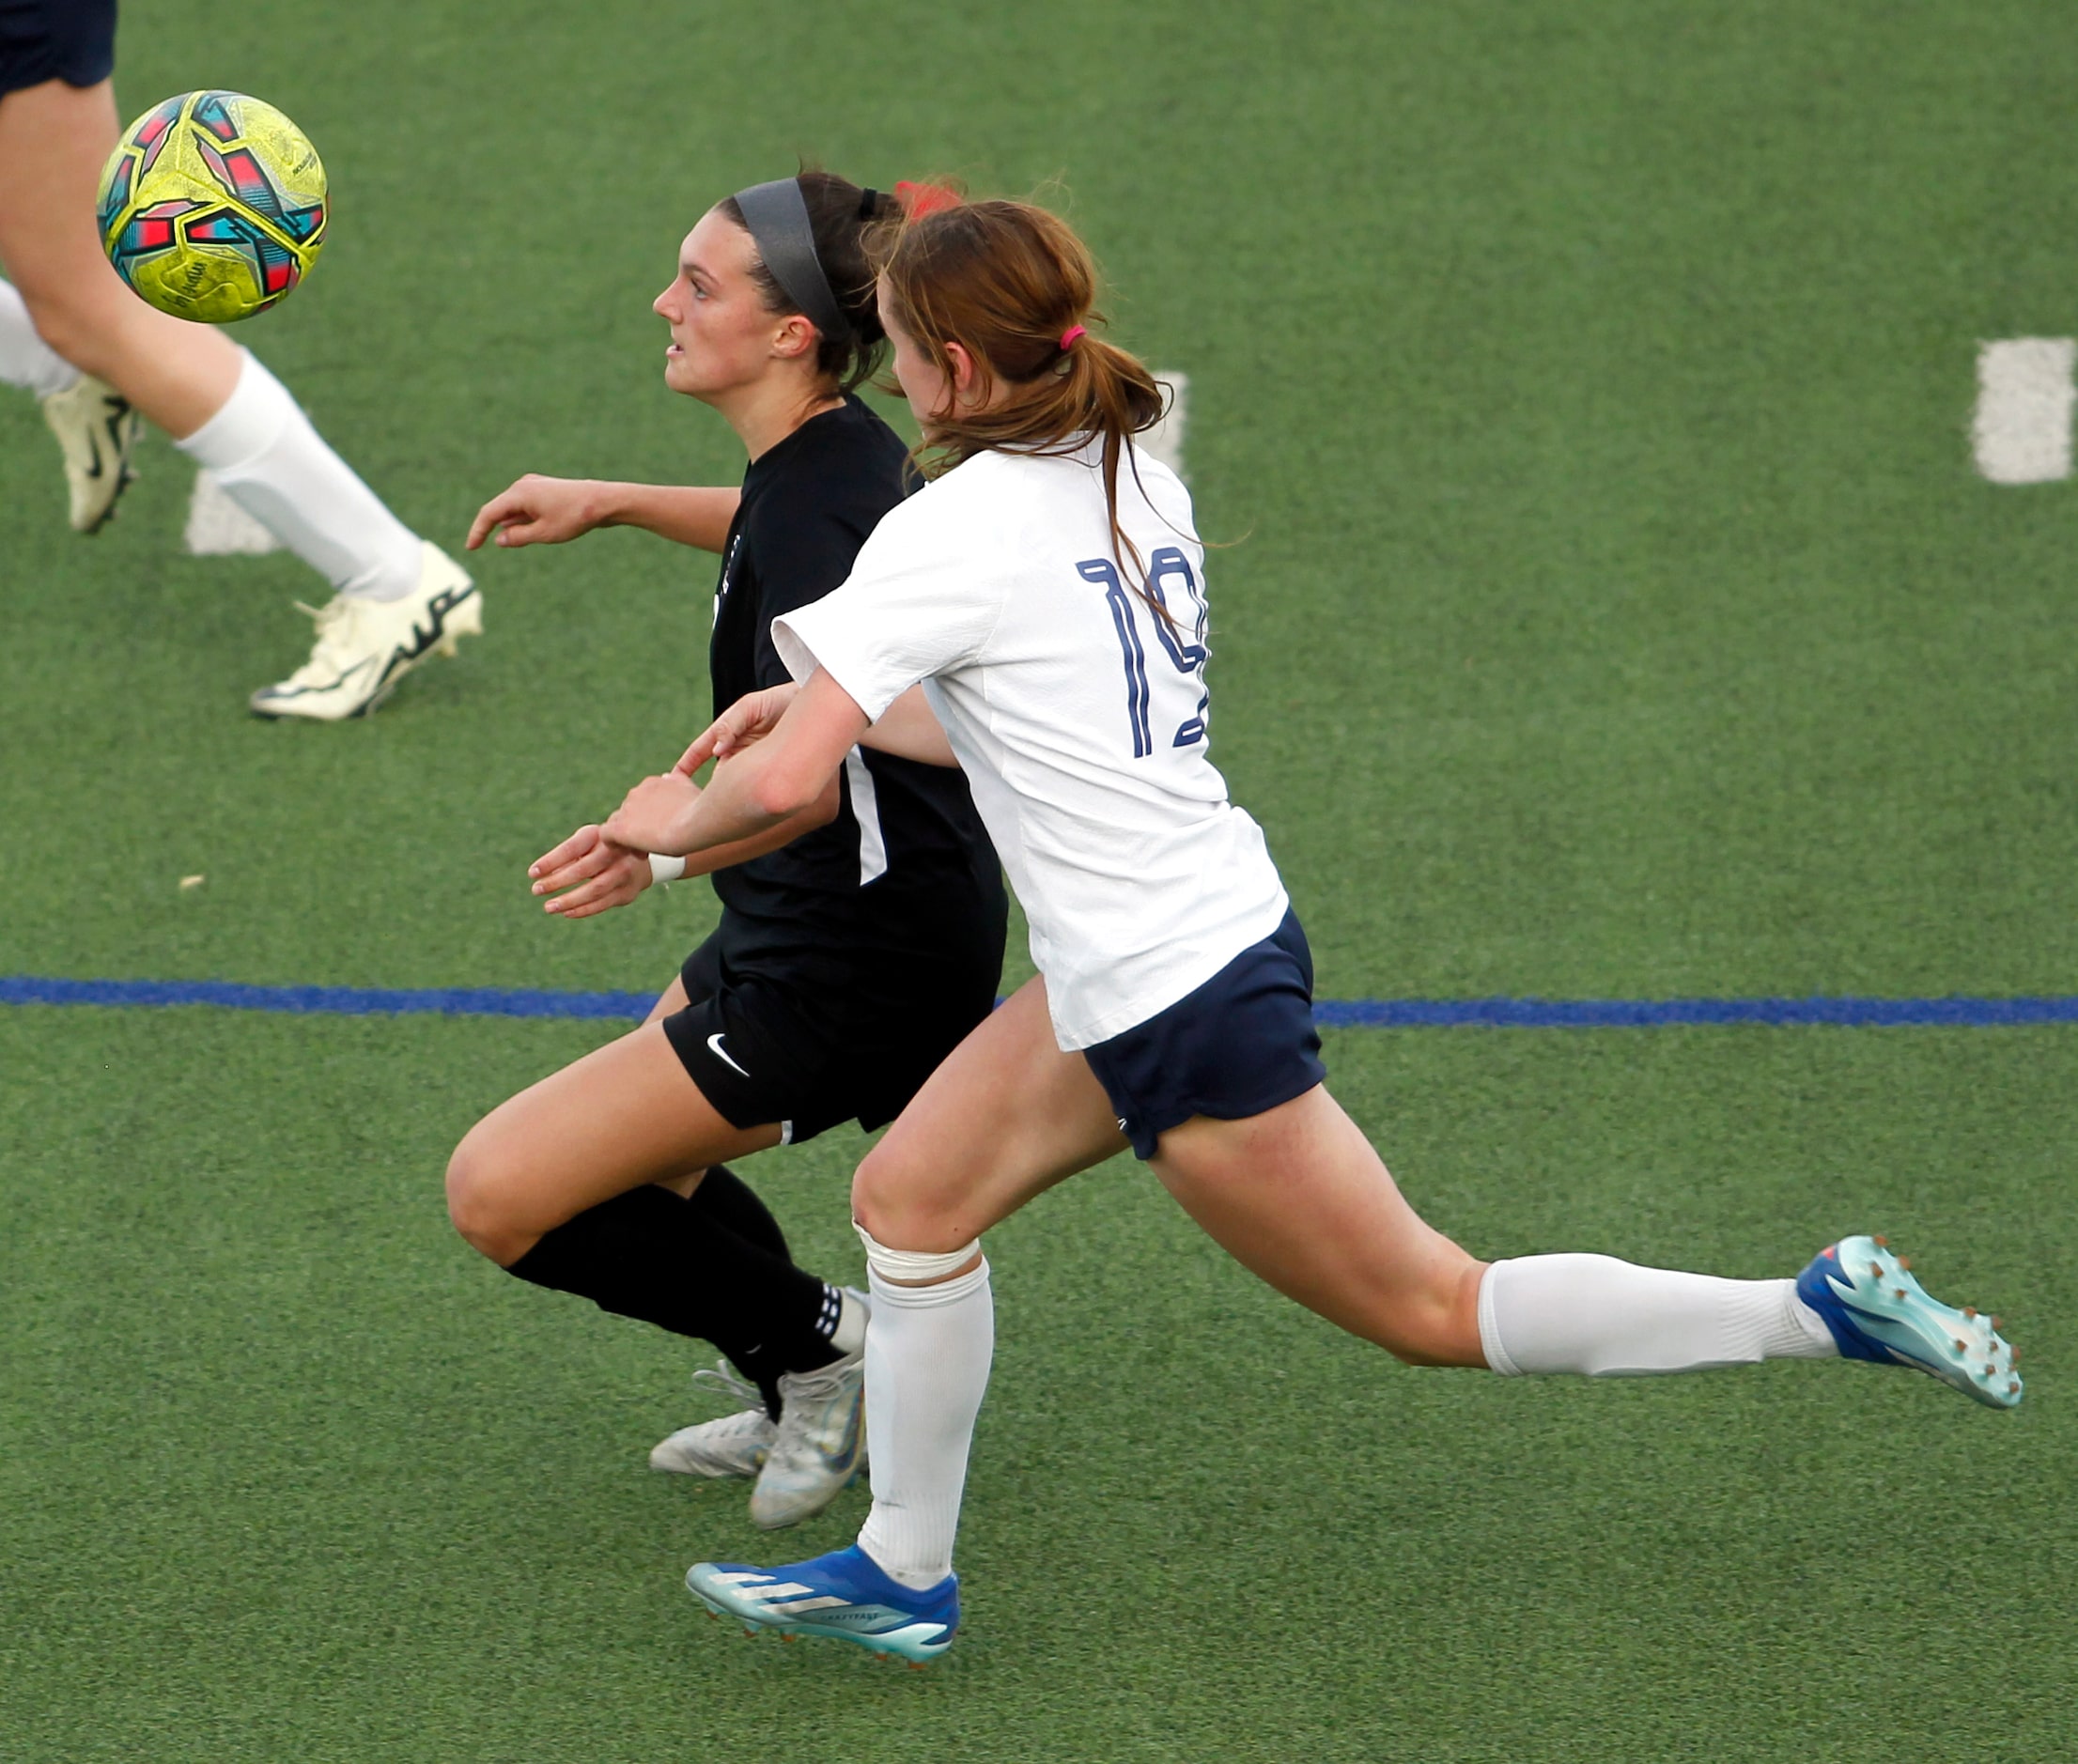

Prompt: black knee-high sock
[
  {"left": 683, "top": 1164, "right": 790, "bottom": 1261},
  {"left": 507, "top": 1184, "right": 842, "bottom": 1414}
]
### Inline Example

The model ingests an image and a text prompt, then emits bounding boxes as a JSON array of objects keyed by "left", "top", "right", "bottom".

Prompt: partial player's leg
[
  {"left": 0, "top": 78, "right": 240, "bottom": 432},
  {"left": 689, "top": 977, "right": 1127, "bottom": 1663},
  {"left": 445, "top": 968, "right": 873, "bottom": 1524},
  {"left": 1152, "top": 1087, "right": 2021, "bottom": 1405},
  {"left": 0, "top": 76, "right": 477, "bottom": 714},
  {"left": 1150, "top": 1084, "right": 1486, "bottom": 1365}
]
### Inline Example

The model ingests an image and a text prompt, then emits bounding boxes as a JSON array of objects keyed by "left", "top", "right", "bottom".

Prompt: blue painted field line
[{"left": 4, "top": 974, "right": 2077, "bottom": 1029}]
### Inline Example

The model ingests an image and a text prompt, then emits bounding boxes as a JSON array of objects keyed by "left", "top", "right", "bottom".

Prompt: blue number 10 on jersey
[{"left": 1080, "top": 548, "right": 1209, "bottom": 757}]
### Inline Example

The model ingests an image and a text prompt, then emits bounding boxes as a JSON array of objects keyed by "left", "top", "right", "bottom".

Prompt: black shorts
[
  {"left": 661, "top": 931, "right": 993, "bottom": 1147},
  {"left": 0, "top": 0, "right": 116, "bottom": 99},
  {"left": 1082, "top": 907, "right": 1327, "bottom": 1161}
]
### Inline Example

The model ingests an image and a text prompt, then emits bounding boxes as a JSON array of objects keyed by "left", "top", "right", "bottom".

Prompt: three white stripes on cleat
[{"left": 711, "top": 1571, "right": 848, "bottom": 1616}]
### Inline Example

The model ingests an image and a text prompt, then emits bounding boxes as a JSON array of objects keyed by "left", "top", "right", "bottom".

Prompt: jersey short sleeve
[{"left": 772, "top": 493, "right": 1004, "bottom": 720}]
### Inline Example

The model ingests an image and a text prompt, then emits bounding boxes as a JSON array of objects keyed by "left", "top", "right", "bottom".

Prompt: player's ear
[
  {"left": 944, "top": 339, "right": 978, "bottom": 398},
  {"left": 774, "top": 313, "right": 819, "bottom": 362}
]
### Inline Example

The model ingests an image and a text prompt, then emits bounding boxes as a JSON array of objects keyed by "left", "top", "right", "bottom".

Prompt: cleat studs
[
  {"left": 2010, "top": 1382, "right": 2021, "bottom": 1395},
  {"left": 908, "top": 1661, "right": 930, "bottom": 1670},
  {"left": 1965, "top": 1308, "right": 1977, "bottom": 1319},
  {"left": 1875, "top": 1236, "right": 1888, "bottom": 1247},
  {"left": 1895, "top": 1289, "right": 1907, "bottom": 1301},
  {"left": 781, "top": 1632, "right": 799, "bottom": 1644},
  {"left": 1899, "top": 1257, "right": 1911, "bottom": 1271},
  {"left": 1954, "top": 1339, "right": 1968, "bottom": 1353},
  {"left": 1993, "top": 1317, "right": 2004, "bottom": 1332}
]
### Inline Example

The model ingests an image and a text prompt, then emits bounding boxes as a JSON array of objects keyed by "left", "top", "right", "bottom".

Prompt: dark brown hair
[
  {"left": 717, "top": 169, "right": 902, "bottom": 393},
  {"left": 871, "top": 191, "right": 1175, "bottom": 582}
]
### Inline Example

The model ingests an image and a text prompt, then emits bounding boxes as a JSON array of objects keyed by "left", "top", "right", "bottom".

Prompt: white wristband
[{"left": 647, "top": 852, "right": 687, "bottom": 888}]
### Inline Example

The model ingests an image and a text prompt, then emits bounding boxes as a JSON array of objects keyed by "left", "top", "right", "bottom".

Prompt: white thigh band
[{"left": 855, "top": 1221, "right": 982, "bottom": 1284}]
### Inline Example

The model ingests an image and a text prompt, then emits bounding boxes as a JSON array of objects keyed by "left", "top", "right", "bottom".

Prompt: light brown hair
[{"left": 872, "top": 191, "right": 1175, "bottom": 583}]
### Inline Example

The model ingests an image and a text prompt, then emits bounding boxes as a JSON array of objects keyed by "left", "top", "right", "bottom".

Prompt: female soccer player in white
[
  {"left": 0, "top": 3, "right": 475, "bottom": 718},
  {"left": 449, "top": 174, "right": 1005, "bottom": 1530},
  {"left": 598, "top": 193, "right": 2023, "bottom": 1662}
]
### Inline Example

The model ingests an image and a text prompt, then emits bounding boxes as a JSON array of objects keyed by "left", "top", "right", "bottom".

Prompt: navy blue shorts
[
  {"left": 0, "top": 0, "right": 116, "bottom": 99},
  {"left": 1082, "top": 907, "right": 1326, "bottom": 1161}
]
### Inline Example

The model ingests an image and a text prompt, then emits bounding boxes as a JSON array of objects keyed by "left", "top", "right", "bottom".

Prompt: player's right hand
[
  {"left": 466, "top": 475, "right": 611, "bottom": 549},
  {"left": 529, "top": 822, "right": 650, "bottom": 918}
]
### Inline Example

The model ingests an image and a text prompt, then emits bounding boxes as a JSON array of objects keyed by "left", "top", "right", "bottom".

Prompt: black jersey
[{"left": 706, "top": 395, "right": 1005, "bottom": 986}]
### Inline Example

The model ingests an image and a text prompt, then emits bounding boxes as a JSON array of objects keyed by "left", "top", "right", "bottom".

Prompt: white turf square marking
[
  {"left": 1973, "top": 339, "right": 2075, "bottom": 484},
  {"left": 183, "top": 468, "right": 282, "bottom": 555},
  {"left": 1141, "top": 370, "right": 1188, "bottom": 477}
]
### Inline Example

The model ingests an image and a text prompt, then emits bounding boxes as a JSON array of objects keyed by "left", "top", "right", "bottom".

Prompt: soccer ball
[{"left": 96, "top": 90, "right": 327, "bottom": 324}]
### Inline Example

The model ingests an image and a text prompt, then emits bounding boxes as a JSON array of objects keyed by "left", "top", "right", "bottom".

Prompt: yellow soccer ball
[{"left": 97, "top": 90, "right": 327, "bottom": 323}]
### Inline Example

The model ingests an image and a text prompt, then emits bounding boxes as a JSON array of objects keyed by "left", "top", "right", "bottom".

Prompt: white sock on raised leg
[
  {"left": 855, "top": 1259, "right": 994, "bottom": 1592},
  {"left": 173, "top": 348, "right": 422, "bottom": 601},
  {"left": 1478, "top": 1254, "right": 1838, "bottom": 1377},
  {"left": 0, "top": 280, "right": 81, "bottom": 398}
]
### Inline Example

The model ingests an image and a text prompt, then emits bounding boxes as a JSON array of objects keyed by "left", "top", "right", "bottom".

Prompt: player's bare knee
[
  {"left": 443, "top": 1130, "right": 525, "bottom": 1263},
  {"left": 851, "top": 1148, "right": 966, "bottom": 1255}
]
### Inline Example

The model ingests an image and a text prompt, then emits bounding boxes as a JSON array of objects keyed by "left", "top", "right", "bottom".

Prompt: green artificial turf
[{"left": 4, "top": 0, "right": 2076, "bottom": 1756}]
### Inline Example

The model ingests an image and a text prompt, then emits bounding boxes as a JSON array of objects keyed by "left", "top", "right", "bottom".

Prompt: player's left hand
[
  {"left": 676, "top": 681, "right": 800, "bottom": 774},
  {"left": 604, "top": 770, "right": 704, "bottom": 858},
  {"left": 530, "top": 822, "right": 651, "bottom": 919}
]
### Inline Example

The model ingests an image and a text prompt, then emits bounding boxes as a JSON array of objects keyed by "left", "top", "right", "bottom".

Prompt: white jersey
[{"left": 772, "top": 436, "right": 1289, "bottom": 1051}]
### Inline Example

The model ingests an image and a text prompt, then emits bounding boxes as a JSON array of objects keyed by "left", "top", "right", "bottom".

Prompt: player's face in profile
[
  {"left": 878, "top": 280, "right": 954, "bottom": 431},
  {"left": 653, "top": 209, "right": 789, "bottom": 401}
]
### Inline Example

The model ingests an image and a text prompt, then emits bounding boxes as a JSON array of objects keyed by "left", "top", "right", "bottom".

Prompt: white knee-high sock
[
  {"left": 1478, "top": 1254, "right": 1838, "bottom": 1376},
  {"left": 856, "top": 1260, "right": 994, "bottom": 1591},
  {"left": 0, "top": 280, "right": 81, "bottom": 397},
  {"left": 173, "top": 349, "right": 423, "bottom": 601}
]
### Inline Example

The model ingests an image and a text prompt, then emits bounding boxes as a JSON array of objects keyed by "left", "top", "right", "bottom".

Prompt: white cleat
[
  {"left": 248, "top": 541, "right": 480, "bottom": 720},
  {"left": 750, "top": 1326, "right": 868, "bottom": 1531},
  {"left": 40, "top": 375, "right": 141, "bottom": 534},
  {"left": 650, "top": 1363, "right": 776, "bottom": 1479}
]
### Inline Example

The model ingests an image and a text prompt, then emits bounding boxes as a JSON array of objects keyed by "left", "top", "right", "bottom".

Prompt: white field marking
[
  {"left": 1973, "top": 339, "right": 2075, "bottom": 484},
  {"left": 1140, "top": 370, "right": 1188, "bottom": 476},
  {"left": 183, "top": 468, "right": 282, "bottom": 555}
]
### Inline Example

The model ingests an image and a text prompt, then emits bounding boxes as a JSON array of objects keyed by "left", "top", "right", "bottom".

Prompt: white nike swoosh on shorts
[{"left": 706, "top": 1032, "right": 752, "bottom": 1078}]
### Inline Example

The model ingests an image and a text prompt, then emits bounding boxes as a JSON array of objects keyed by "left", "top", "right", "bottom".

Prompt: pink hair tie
[{"left": 1059, "top": 323, "right": 1087, "bottom": 350}]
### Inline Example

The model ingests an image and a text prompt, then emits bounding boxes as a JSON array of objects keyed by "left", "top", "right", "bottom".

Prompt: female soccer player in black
[{"left": 447, "top": 173, "right": 1004, "bottom": 1528}]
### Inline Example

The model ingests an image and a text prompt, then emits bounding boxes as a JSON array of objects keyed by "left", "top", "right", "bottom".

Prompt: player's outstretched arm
[
  {"left": 531, "top": 775, "right": 843, "bottom": 918},
  {"left": 466, "top": 476, "right": 741, "bottom": 552},
  {"left": 682, "top": 681, "right": 958, "bottom": 770},
  {"left": 609, "top": 669, "right": 867, "bottom": 858}
]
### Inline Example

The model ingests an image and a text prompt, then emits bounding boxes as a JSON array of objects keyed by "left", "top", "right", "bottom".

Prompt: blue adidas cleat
[
  {"left": 1797, "top": 1234, "right": 2023, "bottom": 1410},
  {"left": 687, "top": 1545, "right": 958, "bottom": 1664}
]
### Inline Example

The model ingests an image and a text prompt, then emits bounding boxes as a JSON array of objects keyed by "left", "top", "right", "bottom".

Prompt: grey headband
[{"left": 733, "top": 178, "right": 851, "bottom": 345}]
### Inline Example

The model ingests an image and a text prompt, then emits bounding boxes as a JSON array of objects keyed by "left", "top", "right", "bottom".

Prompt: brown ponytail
[{"left": 872, "top": 191, "right": 1176, "bottom": 586}]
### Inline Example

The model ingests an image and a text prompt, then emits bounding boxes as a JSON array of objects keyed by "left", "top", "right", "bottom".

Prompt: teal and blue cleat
[
  {"left": 1797, "top": 1234, "right": 2023, "bottom": 1410},
  {"left": 687, "top": 1545, "right": 958, "bottom": 1664}
]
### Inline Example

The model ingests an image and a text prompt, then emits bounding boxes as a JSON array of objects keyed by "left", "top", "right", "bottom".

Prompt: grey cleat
[
  {"left": 749, "top": 1293, "right": 870, "bottom": 1529},
  {"left": 650, "top": 1362, "right": 776, "bottom": 1478}
]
